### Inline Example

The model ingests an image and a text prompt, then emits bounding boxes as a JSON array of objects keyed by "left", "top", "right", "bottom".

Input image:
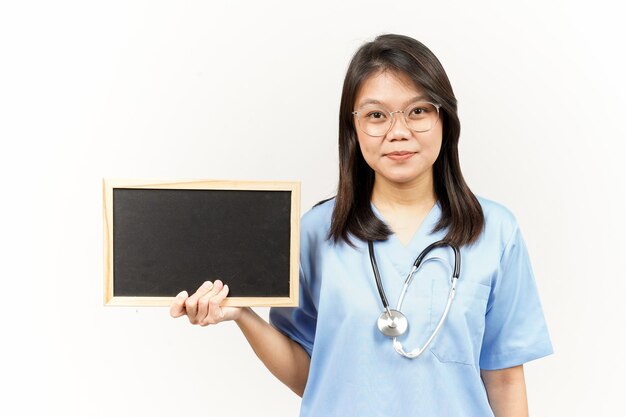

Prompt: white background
[{"left": 1, "top": 1, "right": 624, "bottom": 416}]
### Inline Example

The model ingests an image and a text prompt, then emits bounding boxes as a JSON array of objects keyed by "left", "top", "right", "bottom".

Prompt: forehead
[{"left": 355, "top": 70, "right": 426, "bottom": 107}]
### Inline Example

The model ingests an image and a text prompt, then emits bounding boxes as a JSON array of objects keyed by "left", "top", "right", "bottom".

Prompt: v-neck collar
[{"left": 370, "top": 199, "right": 444, "bottom": 277}]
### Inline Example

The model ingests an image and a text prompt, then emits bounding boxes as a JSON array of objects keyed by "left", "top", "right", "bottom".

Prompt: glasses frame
[{"left": 352, "top": 101, "right": 442, "bottom": 137}]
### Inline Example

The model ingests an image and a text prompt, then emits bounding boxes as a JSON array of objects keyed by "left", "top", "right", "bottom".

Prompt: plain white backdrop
[{"left": 1, "top": 1, "right": 624, "bottom": 416}]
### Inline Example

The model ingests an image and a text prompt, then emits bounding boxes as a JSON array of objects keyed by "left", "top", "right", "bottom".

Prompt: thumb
[{"left": 170, "top": 290, "right": 188, "bottom": 318}]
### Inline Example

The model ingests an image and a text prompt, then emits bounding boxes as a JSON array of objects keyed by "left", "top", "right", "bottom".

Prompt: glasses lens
[
  {"left": 405, "top": 102, "right": 439, "bottom": 132},
  {"left": 356, "top": 107, "right": 392, "bottom": 136}
]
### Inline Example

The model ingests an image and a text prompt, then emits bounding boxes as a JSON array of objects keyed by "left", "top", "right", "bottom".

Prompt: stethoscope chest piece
[{"left": 377, "top": 309, "right": 408, "bottom": 337}]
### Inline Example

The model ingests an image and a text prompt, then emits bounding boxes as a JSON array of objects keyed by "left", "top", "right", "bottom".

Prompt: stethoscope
[{"left": 368, "top": 240, "right": 461, "bottom": 359}]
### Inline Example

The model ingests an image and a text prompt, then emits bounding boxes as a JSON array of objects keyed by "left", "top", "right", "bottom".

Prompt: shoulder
[
  {"left": 474, "top": 195, "right": 521, "bottom": 245},
  {"left": 468, "top": 196, "right": 530, "bottom": 277},
  {"left": 476, "top": 195, "right": 517, "bottom": 224},
  {"left": 298, "top": 198, "right": 336, "bottom": 277},
  {"left": 295, "top": 197, "right": 336, "bottom": 254},
  {"left": 301, "top": 197, "right": 335, "bottom": 234}
]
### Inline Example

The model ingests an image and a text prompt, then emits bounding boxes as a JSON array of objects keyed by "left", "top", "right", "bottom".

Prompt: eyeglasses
[{"left": 352, "top": 101, "right": 441, "bottom": 137}]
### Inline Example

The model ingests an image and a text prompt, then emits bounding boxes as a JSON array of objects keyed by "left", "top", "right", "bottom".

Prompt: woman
[{"left": 170, "top": 34, "right": 554, "bottom": 416}]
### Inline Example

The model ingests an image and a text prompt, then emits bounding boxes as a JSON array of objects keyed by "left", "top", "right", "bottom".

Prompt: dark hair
[{"left": 327, "top": 33, "right": 484, "bottom": 247}]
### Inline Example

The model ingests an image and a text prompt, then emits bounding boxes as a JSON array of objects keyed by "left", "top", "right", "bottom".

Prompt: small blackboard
[{"left": 102, "top": 179, "right": 300, "bottom": 307}]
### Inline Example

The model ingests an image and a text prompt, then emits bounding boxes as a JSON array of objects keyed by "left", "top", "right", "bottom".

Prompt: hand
[{"left": 169, "top": 280, "right": 242, "bottom": 325}]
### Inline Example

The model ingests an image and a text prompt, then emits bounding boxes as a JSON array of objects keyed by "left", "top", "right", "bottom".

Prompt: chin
[
  {"left": 382, "top": 172, "right": 422, "bottom": 184},
  {"left": 377, "top": 167, "right": 431, "bottom": 185}
]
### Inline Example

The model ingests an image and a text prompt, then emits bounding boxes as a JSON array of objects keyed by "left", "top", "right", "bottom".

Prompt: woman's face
[{"left": 353, "top": 70, "right": 443, "bottom": 187}]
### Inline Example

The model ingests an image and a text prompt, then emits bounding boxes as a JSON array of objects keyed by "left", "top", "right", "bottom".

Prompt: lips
[{"left": 385, "top": 151, "right": 416, "bottom": 161}]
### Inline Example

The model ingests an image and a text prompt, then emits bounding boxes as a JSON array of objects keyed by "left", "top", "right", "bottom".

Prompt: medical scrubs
[{"left": 269, "top": 196, "right": 554, "bottom": 417}]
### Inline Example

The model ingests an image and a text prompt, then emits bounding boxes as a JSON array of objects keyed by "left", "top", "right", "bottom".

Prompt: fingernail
[
  {"left": 177, "top": 291, "right": 188, "bottom": 298},
  {"left": 215, "top": 280, "right": 222, "bottom": 287}
]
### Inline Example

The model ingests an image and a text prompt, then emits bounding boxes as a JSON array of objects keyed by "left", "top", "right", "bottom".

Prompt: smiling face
[{"left": 353, "top": 70, "right": 443, "bottom": 187}]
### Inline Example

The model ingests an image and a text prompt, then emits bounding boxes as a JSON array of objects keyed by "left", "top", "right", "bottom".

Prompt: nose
[{"left": 385, "top": 111, "right": 411, "bottom": 141}]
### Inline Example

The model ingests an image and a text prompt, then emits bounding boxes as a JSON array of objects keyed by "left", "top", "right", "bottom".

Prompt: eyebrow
[{"left": 356, "top": 95, "right": 428, "bottom": 109}]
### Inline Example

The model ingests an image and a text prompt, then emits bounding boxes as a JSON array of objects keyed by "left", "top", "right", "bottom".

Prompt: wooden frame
[{"left": 102, "top": 178, "right": 300, "bottom": 307}]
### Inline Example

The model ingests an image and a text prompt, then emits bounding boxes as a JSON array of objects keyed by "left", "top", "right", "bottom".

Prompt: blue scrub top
[{"left": 269, "top": 196, "right": 554, "bottom": 417}]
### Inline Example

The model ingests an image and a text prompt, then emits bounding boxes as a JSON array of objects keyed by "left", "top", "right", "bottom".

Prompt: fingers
[
  {"left": 199, "top": 283, "right": 230, "bottom": 326},
  {"left": 185, "top": 280, "right": 215, "bottom": 324},
  {"left": 170, "top": 280, "right": 231, "bottom": 326},
  {"left": 196, "top": 280, "right": 223, "bottom": 322},
  {"left": 169, "top": 290, "right": 189, "bottom": 318}
]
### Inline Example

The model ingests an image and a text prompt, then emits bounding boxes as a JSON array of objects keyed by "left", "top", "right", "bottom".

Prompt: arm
[
  {"left": 235, "top": 307, "right": 311, "bottom": 397},
  {"left": 481, "top": 365, "right": 528, "bottom": 417},
  {"left": 170, "top": 280, "right": 310, "bottom": 397}
]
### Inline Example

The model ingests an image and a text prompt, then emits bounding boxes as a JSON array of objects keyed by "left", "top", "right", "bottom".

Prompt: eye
[
  {"left": 366, "top": 111, "right": 386, "bottom": 120},
  {"left": 407, "top": 103, "right": 436, "bottom": 119},
  {"left": 363, "top": 109, "right": 389, "bottom": 125}
]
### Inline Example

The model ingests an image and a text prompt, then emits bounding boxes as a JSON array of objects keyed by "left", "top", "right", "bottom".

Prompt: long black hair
[{"left": 328, "top": 33, "right": 484, "bottom": 247}]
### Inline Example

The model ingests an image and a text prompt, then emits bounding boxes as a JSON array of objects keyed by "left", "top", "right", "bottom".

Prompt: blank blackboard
[{"left": 102, "top": 179, "right": 300, "bottom": 307}]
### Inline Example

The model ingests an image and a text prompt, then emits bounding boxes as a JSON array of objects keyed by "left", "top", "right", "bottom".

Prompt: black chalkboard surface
[{"left": 102, "top": 179, "right": 300, "bottom": 307}]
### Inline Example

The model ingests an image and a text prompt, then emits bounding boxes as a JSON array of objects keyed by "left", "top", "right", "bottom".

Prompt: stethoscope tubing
[
  {"left": 368, "top": 240, "right": 460, "bottom": 312},
  {"left": 368, "top": 239, "right": 393, "bottom": 318},
  {"left": 394, "top": 276, "right": 458, "bottom": 358},
  {"left": 368, "top": 239, "right": 461, "bottom": 359}
]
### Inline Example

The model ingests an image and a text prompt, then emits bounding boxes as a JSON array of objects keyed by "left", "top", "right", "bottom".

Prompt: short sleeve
[
  {"left": 479, "top": 225, "right": 554, "bottom": 370},
  {"left": 269, "top": 264, "right": 318, "bottom": 357}
]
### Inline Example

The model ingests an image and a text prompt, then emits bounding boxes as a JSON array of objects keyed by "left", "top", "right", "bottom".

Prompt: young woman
[{"left": 170, "top": 34, "right": 554, "bottom": 417}]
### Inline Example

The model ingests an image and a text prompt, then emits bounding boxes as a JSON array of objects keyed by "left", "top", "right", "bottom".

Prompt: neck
[{"left": 371, "top": 171, "right": 436, "bottom": 212}]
